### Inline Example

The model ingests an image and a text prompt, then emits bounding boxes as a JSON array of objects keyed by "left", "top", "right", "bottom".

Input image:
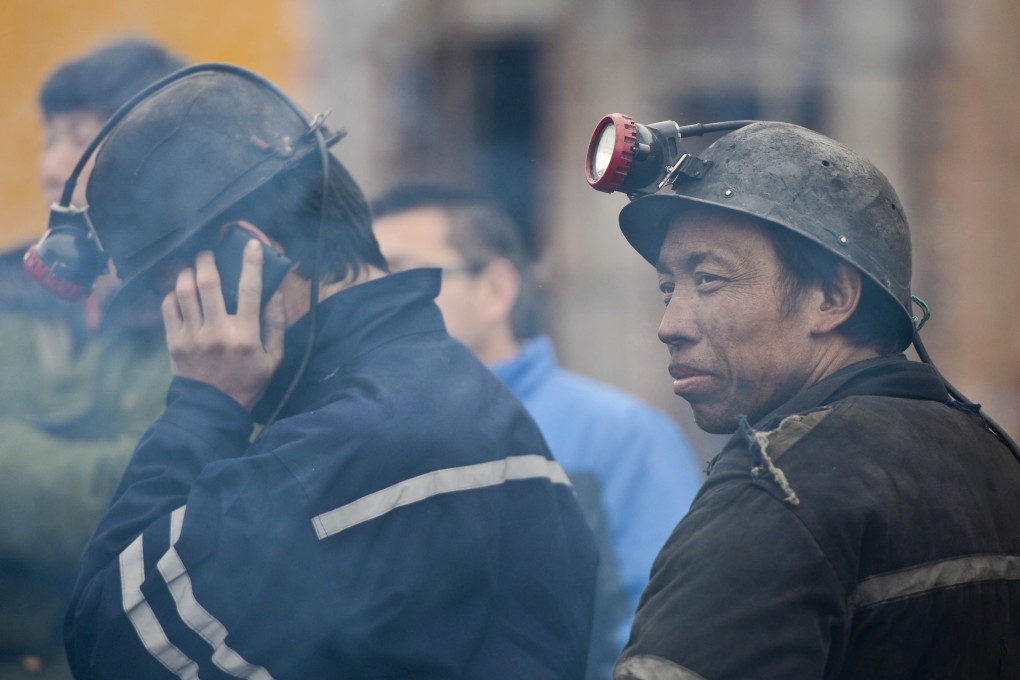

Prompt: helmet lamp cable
[
  {"left": 912, "top": 329, "right": 1020, "bottom": 464},
  {"left": 257, "top": 120, "right": 329, "bottom": 433}
]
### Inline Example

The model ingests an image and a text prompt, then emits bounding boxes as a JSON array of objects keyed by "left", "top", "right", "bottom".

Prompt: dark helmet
[
  {"left": 619, "top": 121, "right": 913, "bottom": 340},
  {"left": 85, "top": 66, "right": 324, "bottom": 285}
]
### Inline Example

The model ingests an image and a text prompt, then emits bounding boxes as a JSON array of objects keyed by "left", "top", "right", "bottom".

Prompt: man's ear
[
  {"left": 477, "top": 257, "right": 521, "bottom": 322},
  {"left": 811, "top": 263, "right": 862, "bottom": 335}
]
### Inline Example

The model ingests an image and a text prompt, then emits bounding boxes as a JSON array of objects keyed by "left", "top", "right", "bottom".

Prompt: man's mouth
[{"left": 668, "top": 364, "right": 714, "bottom": 397}]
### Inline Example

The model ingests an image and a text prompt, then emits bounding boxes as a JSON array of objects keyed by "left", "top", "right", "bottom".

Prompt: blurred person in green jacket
[{"left": 0, "top": 38, "right": 184, "bottom": 679}]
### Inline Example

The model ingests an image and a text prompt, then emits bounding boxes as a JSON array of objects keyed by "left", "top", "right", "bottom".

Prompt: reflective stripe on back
[{"left": 312, "top": 454, "right": 572, "bottom": 540}]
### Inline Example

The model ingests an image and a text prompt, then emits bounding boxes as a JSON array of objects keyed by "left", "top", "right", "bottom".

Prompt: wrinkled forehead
[{"left": 655, "top": 205, "right": 779, "bottom": 273}]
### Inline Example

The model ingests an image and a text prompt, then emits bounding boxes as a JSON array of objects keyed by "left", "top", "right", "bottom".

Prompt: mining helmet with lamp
[
  {"left": 24, "top": 62, "right": 345, "bottom": 431},
  {"left": 586, "top": 114, "right": 915, "bottom": 345},
  {"left": 23, "top": 62, "right": 341, "bottom": 301}
]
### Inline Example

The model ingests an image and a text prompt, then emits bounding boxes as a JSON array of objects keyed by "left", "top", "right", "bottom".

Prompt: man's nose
[
  {"left": 658, "top": 295, "right": 699, "bottom": 346},
  {"left": 41, "top": 141, "right": 75, "bottom": 184}
]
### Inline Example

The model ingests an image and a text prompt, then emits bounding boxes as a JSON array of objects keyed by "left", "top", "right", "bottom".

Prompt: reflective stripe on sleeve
[
  {"left": 158, "top": 505, "right": 275, "bottom": 680},
  {"left": 157, "top": 547, "right": 274, "bottom": 679},
  {"left": 120, "top": 533, "right": 200, "bottom": 680},
  {"left": 852, "top": 554, "right": 1020, "bottom": 609},
  {"left": 312, "top": 454, "right": 572, "bottom": 540},
  {"left": 614, "top": 655, "right": 708, "bottom": 680},
  {"left": 119, "top": 505, "right": 276, "bottom": 680},
  {"left": 169, "top": 504, "right": 185, "bottom": 545}
]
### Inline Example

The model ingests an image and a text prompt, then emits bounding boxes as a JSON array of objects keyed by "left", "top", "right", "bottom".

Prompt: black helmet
[
  {"left": 85, "top": 66, "right": 325, "bottom": 285},
  {"left": 619, "top": 121, "right": 913, "bottom": 340}
]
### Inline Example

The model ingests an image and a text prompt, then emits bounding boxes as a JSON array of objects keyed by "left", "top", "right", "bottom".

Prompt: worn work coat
[
  {"left": 616, "top": 355, "right": 1020, "bottom": 680},
  {"left": 65, "top": 269, "right": 598, "bottom": 680}
]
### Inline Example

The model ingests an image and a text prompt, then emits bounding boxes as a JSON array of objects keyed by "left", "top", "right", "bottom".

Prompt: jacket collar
[
  {"left": 253, "top": 268, "right": 444, "bottom": 421},
  {"left": 755, "top": 354, "right": 951, "bottom": 430}
]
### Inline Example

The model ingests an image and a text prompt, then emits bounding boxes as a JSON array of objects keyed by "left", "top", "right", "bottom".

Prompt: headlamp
[
  {"left": 23, "top": 204, "right": 108, "bottom": 301},
  {"left": 585, "top": 114, "right": 638, "bottom": 192},
  {"left": 585, "top": 113, "right": 756, "bottom": 198},
  {"left": 586, "top": 114, "right": 682, "bottom": 196}
]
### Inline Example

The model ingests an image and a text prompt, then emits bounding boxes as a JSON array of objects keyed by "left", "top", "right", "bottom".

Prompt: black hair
[
  {"left": 39, "top": 37, "right": 186, "bottom": 119},
  {"left": 371, "top": 184, "right": 544, "bottom": 340},
  {"left": 216, "top": 152, "right": 388, "bottom": 284},
  {"left": 766, "top": 224, "right": 912, "bottom": 355}
]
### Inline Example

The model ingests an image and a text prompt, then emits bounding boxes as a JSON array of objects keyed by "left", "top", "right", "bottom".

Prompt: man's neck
[
  {"left": 804, "top": 340, "right": 882, "bottom": 394},
  {"left": 279, "top": 266, "right": 387, "bottom": 329},
  {"left": 478, "top": 331, "right": 521, "bottom": 367}
]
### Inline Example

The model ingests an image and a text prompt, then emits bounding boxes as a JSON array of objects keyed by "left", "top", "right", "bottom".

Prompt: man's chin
[{"left": 689, "top": 405, "right": 740, "bottom": 435}]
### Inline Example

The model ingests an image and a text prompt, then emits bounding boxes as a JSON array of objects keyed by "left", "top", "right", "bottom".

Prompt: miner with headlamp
[
  {"left": 59, "top": 65, "right": 597, "bottom": 679},
  {"left": 594, "top": 119, "right": 1020, "bottom": 678}
]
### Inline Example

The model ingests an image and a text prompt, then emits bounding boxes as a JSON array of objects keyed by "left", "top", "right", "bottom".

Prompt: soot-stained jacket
[
  {"left": 615, "top": 355, "right": 1020, "bottom": 680},
  {"left": 65, "top": 269, "right": 598, "bottom": 680}
]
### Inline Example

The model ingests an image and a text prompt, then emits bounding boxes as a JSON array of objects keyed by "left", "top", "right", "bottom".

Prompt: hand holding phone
[
  {"left": 161, "top": 227, "right": 288, "bottom": 411},
  {"left": 214, "top": 222, "right": 293, "bottom": 314}
]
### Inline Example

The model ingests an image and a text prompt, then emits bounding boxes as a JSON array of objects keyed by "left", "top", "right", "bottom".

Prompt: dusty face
[
  {"left": 656, "top": 207, "right": 824, "bottom": 434},
  {"left": 372, "top": 207, "right": 492, "bottom": 353},
  {"left": 40, "top": 110, "right": 105, "bottom": 208}
]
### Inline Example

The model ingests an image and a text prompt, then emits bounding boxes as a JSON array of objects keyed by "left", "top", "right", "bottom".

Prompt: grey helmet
[
  {"left": 85, "top": 65, "right": 330, "bottom": 286},
  {"left": 618, "top": 121, "right": 914, "bottom": 344}
]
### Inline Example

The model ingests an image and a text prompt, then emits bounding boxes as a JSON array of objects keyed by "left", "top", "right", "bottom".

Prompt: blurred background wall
[
  {"left": 0, "top": 0, "right": 309, "bottom": 243},
  {"left": 3, "top": 0, "right": 1018, "bottom": 464}
]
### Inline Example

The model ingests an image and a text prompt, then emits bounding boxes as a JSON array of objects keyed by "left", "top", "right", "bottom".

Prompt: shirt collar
[{"left": 490, "top": 335, "right": 557, "bottom": 398}]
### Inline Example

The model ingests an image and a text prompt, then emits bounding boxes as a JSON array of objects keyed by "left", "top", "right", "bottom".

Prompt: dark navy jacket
[
  {"left": 65, "top": 269, "right": 597, "bottom": 679},
  {"left": 616, "top": 356, "right": 1020, "bottom": 680}
]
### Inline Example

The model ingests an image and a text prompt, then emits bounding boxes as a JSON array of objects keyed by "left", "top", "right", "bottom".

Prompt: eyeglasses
[
  {"left": 386, "top": 257, "right": 491, "bottom": 277},
  {"left": 439, "top": 261, "right": 489, "bottom": 277}
]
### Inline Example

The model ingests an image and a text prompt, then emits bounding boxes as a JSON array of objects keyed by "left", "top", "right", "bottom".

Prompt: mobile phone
[{"left": 213, "top": 223, "right": 293, "bottom": 314}]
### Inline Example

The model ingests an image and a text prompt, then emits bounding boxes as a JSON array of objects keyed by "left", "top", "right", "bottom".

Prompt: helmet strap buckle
[
  {"left": 307, "top": 110, "right": 347, "bottom": 149},
  {"left": 911, "top": 294, "right": 931, "bottom": 331},
  {"left": 659, "top": 153, "right": 713, "bottom": 190}
]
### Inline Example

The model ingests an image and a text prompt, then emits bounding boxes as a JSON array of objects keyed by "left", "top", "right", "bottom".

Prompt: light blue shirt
[{"left": 492, "top": 336, "right": 703, "bottom": 655}]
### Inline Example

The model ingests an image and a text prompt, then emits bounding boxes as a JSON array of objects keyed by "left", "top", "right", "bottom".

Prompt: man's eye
[
  {"left": 694, "top": 273, "right": 722, "bottom": 288},
  {"left": 658, "top": 282, "right": 674, "bottom": 305}
]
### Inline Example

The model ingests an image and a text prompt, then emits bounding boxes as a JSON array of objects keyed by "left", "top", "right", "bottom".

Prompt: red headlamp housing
[
  {"left": 584, "top": 114, "right": 685, "bottom": 198},
  {"left": 585, "top": 113, "right": 638, "bottom": 193}
]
